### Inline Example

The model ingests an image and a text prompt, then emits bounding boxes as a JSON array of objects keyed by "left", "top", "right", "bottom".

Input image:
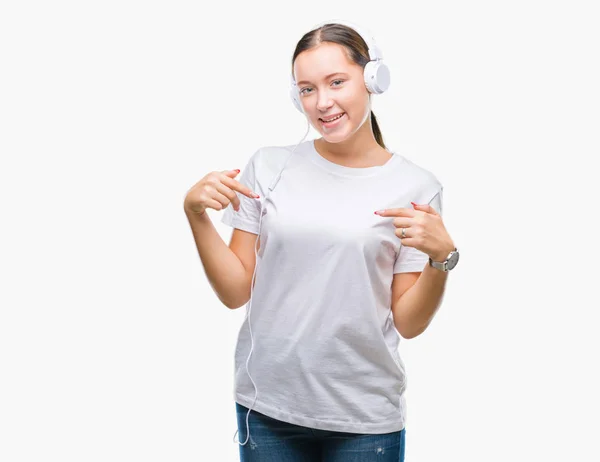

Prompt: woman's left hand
[{"left": 375, "top": 202, "right": 455, "bottom": 262}]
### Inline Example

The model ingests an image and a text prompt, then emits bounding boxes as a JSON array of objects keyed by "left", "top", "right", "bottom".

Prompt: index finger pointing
[
  {"left": 375, "top": 208, "right": 414, "bottom": 217},
  {"left": 222, "top": 174, "right": 260, "bottom": 199}
]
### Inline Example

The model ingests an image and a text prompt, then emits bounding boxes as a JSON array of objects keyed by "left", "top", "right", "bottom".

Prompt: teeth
[{"left": 323, "top": 113, "right": 344, "bottom": 123}]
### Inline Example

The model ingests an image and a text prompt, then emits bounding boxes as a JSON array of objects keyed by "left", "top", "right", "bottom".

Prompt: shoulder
[
  {"left": 244, "top": 141, "right": 310, "bottom": 191},
  {"left": 392, "top": 153, "right": 443, "bottom": 199},
  {"left": 398, "top": 154, "right": 441, "bottom": 186},
  {"left": 251, "top": 141, "right": 311, "bottom": 176},
  {"left": 257, "top": 141, "right": 309, "bottom": 166},
  {"left": 238, "top": 145, "right": 285, "bottom": 174}
]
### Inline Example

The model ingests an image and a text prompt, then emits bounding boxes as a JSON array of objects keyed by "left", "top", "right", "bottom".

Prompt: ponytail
[{"left": 371, "top": 111, "right": 386, "bottom": 149}]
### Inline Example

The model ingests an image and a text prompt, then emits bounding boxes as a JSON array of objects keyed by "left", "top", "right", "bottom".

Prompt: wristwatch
[{"left": 429, "top": 247, "right": 460, "bottom": 272}]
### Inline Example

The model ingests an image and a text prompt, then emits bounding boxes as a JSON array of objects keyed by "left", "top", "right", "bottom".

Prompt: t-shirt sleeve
[
  {"left": 393, "top": 187, "right": 443, "bottom": 274},
  {"left": 220, "top": 150, "right": 262, "bottom": 235}
]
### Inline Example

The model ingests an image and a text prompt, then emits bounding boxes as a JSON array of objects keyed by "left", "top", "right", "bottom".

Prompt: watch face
[{"left": 447, "top": 251, "right": 460, "bottom": 270}]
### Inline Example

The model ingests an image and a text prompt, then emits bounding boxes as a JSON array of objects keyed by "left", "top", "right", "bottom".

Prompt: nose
[{"left": 316, "top": 89, "right": 334, "bottom": 112}]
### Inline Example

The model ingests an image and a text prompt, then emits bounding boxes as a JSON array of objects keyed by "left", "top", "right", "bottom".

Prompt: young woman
[{"left": 184, "top": 20, "right": 459, "bottom": 462}]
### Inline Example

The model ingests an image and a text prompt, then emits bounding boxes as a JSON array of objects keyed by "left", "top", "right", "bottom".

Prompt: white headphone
[{"left": 289, "top": 19, "right": 391, "bottom": 114}]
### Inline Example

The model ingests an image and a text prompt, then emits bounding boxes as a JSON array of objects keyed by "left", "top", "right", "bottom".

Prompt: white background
[{"left": 1, "top": 1, "right": 598, "bottom": 461}]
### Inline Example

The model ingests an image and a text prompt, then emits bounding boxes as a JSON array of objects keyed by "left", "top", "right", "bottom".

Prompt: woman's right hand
[{"left": 183, "top": 169, "right": 260, "bottom": 216}]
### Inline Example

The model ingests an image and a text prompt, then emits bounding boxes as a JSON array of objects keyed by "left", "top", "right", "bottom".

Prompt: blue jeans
[{"left": 235, "top": 402, "right": 406, "bottom": 461}]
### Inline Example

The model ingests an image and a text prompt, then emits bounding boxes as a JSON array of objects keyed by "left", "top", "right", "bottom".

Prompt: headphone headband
[{"left": 307, "top": 19, "right": 384, "bottom": 62}]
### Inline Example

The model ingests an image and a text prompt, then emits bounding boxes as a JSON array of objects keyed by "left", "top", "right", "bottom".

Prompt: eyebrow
[{"left": 296, "top": 72, "right": 349, "bottom": 86}]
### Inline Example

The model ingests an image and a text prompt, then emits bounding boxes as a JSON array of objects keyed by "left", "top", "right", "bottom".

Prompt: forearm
[
  {"left": 184, "top": 208, "right": 250, "bottom": 309},
  {"left": 393, "top": 263, "right": 449, "bottom": 339}
]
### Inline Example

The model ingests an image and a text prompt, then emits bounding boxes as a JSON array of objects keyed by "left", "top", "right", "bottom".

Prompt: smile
[{"left": 319, "top": 112, "right": 346, "bottom": 128}]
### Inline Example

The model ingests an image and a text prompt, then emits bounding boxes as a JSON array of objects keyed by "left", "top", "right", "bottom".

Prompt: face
[{"left": 293, "top": 42, "right": 371, "bottom": 143}]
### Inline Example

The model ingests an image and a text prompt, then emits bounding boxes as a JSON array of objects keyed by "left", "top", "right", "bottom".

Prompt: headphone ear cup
[
  {"left": 363, "top": 60, "right": 391, "bottom": 94},
  {"left": 290, "top": 82, "right": 304, "bottom": 113}
]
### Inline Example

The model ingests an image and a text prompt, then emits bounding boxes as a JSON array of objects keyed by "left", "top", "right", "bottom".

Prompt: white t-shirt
[{"left": 221, "top": 139, "right": 442, "bottom": 434}]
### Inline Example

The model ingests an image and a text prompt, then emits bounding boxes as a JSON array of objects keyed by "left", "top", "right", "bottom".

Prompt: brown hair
[{"left": 291, "top": 23, "right": 386, "bottom": 149}]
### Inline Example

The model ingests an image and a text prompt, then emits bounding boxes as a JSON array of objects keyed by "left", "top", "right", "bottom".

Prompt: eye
[{"left": 299, "top": 79, "right": 345, "bottom": 96}]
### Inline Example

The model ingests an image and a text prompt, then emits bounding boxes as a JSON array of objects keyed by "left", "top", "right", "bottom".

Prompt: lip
[
  {"left": 319, "top": 112, "right": 346, "bottom": 130},
  {"left": 319, "top": 112, "right": 345, "bottom": 121}
]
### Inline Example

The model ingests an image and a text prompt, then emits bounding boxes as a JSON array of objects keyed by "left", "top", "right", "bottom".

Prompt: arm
[
  {"left": 388, "top": 186, "right": 454, "bottom": 339},
  {"left": 392, "top": 260, "right": 450, "bottom": 339},
  {"left": 184, "top": 208, "right": 252, "bottom": 309}
]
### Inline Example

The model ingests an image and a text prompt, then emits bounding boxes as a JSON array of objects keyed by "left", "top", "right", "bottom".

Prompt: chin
[
  {"left": 321, "top": 134, "right": 346, "bottom": 143},
  {"left": 317, "top": 124, "right": 352, "bottom": 143},
  {"left": 320, "top": 126, "right": 355, "bottom": 144}
]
